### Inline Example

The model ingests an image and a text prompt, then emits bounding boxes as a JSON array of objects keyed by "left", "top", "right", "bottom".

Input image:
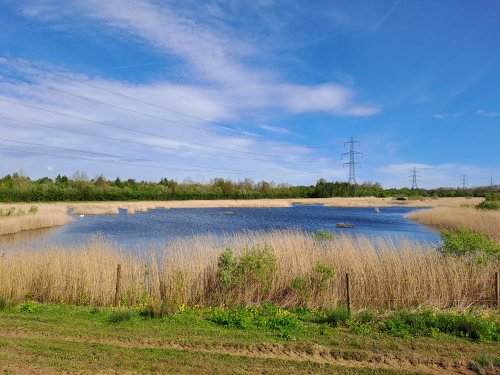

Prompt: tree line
[{"left": 0, "top": 172, "right": 497, "bottom": 202}]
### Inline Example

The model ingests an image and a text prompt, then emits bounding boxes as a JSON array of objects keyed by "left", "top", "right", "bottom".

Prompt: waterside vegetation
[
  {"left": 1, "top": 231, "right": 498, "bottom": 310},
  {"left": 1, "top": 172, "right": 498, "bottom": 202}
]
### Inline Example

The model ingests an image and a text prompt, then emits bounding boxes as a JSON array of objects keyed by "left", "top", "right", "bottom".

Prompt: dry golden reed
[
  {"left": 0, "top": 204, "right": 71, "bottom": 236},
  {"left": 407, "top": 206, "right": 500, "bottom": 242},
  {"left": 1, "top": 231, "right": 497, "bottom": 310}
]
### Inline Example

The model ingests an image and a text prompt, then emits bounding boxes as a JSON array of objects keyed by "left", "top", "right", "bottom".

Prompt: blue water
[{"left": 2, "top": 205, "right": 440, "bottom": 249}]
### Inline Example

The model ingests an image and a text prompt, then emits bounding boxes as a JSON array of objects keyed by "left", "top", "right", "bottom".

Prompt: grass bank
[
  {"left": 1, "top": 231, "right": 498, "bottom": 309},
  {"left": 0, "top": 303, "right": 498, "bottom": 374}
]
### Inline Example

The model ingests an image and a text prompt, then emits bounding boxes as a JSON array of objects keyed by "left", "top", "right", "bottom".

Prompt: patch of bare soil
[{"left": 1, "top": 329, "right": 497, "bottom": 375}]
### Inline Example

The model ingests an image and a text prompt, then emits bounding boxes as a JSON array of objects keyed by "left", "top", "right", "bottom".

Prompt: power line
[
  {"left": 0, "top": 137, "right": 339, "bottom": 176},
  {"left": 0, "top": 55, "right": 334, "bottom": 151},
  {"left": 341, "top": 137, "right": 362, "bottom": 184},
  {"left": 0, "top": 114, "right": 322, "bottom": 164},
  {"left": 0, "top": 96, "right": 326, "bottom": 163}
]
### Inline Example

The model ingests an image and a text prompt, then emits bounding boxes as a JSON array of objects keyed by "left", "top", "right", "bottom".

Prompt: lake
[{"left": 1, "top": 205, "right": 440, "bottom": 250}]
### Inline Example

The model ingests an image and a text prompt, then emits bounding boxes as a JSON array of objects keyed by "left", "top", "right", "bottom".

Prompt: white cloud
[
  {"left": 370, "top": 163, "right": 496, "bottom": 189},
  {"left": 259, "top": 125, "right": 289, "bottom": 135},
  {"left": 17, "top": 0, "right": 379, "bottom": 117},
  {"left": 433, "top": 113, "right": 461, "bottom": 120},
  {"left": 0, "top": 58, "right": 338, "bottom": 183},
  {"left": 476, "top": 109, "right": 499, "bottom": 117}
]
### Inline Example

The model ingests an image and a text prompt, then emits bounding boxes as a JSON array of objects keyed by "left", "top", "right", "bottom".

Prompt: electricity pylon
[
  {"left": 341, "top": 137, "right": 362, "bottom": 185},
  {"left": 409, "top": 166, "right": 421, "bottom": 190}
]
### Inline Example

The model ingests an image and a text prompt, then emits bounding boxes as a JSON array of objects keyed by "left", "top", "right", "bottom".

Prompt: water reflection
[
  {"left": 0, "top": 227, "right": 57, "bottom": 248},
  {"left": 0, "top": 206, "right": 440, "bottom": 251}
]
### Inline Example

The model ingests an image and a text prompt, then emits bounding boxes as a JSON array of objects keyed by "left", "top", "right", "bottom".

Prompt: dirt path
[{"left": 0, "top": 329, "right": 487, "bottom": 375}]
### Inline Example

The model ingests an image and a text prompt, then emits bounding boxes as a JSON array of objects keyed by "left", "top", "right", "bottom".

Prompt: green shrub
[
  {"left": 108, "top": 308, "right": 132, "bottom": 323},
  {"left": 440, "top": 228, "right": 500, "bottom": 261},
  {"left": 476, "top": 200, "right": 500, "bottom": 210},
  {"left": 313, "top": 262, "right": 335, "bottom": 290},
  {"left": 382, "top": 310, "right": 436, "bottom": 338},
  {"left": 0, "top": 298, "right": 7, "bottom": 310},
  {"left": 19, "top": 301, "right": 43, "bottom": 313},
  {"left": 312, "top": 229, "right": 334, "bottom": 242},
  {"left": 216, "top": 245, "right": 277, "bottom": 297},
  {"left": 356, "top": 310, "right": 373, "bottom": 324},
  {"left": 380, "top": 310, "right": 499, "bottom": 342},
  {"left": 208, "top": 304, "right": 301, "bottom": 340},
  {"left": 315, "top": 306, "right": 350, "bottom": 327},
  {"left": 291, "top": 262, "right": 335, "bottom": 304},
  {"left": 291, "top": 276, "right": 311, "bottom": 303},
  {"left": 28, "top": 206, "right": 38, "bottom": 214},
  {"left": 476, "top": 192, "right": 500, "bottom": 210},
  {"left": 209, "top": 306, "right": 252, "bottom": 329}
]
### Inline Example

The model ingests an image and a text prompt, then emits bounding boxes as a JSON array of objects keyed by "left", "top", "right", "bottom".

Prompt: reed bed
[
  {"left": 56, "top": 197, "right": 484, "bottom": 215},
  {"left": 1, "top": 231, "right": 497, "bottom": 310},
  {"left": 0, "top": 203, "right": 71, "bottom": 236},
  {"left": 407, "top": 206, "right": 500, "bottom": 242}
]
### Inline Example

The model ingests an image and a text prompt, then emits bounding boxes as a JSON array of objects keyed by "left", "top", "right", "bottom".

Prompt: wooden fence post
[
  {"left": 114, "top": 264, "right": 122, "bottom": 307},
  {"left": 495, "top": 272, "right": 499, "bottom": 309},
  {"left": 346, "top": 272, "right": 351, "bottom": 317}
]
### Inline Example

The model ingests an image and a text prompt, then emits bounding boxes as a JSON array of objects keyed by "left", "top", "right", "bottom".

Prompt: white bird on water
[{"left": 79, "top": 214, "right": 84, "bottom": 218}]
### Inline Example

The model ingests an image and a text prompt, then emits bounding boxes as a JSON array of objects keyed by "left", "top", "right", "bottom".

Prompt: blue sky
[{"left": 0, "top": 0, "right": 499, "bottom": 188}]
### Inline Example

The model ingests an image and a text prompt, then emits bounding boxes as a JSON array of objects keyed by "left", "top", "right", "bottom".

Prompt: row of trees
[{"left": 0, "top": 172, "right": 497, "bottom": 202}]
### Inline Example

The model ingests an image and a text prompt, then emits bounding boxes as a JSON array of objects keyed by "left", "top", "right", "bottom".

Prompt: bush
[
  {"left": 0, "top": 298, "right": 7, "bottom": 310},
  {"left": 440, "top": 228, "right": 500, "bottom": 261},
  {"left": 216, "top": 245, "right": 277, "bottom": 299},
  {"left": 315, "top": 306, "right": 350, "bottom": 327},
  {"left": 108, "top": 308, "right": 132, "bottom": 323},
  {"left": 291, "top": 262, "right": 335, "bottom": 304},
  {"left": 208, "top": 305, "right": 301, "bottom": 340},
  {"left": 476, "top": 200, "right": 500, "bottom": 210},
  {"left": 312, "top": 229, "right": 334, "bottom": 242},
  {"left": 380, "top": 310, "right": 499, "bottom": 342},
  {"left": 476, "top": 193, "right": 500, "bottom": 210},
  {"left": 19, "top": 301, "right": 43, "bottom": 313}
]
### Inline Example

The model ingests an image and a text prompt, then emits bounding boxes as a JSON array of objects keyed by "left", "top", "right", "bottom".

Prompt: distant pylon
[
  {"left": 491, "top": 177, "right": 494, "bottom": 188},
  {"left": 462, "top": 174, "right": 467, "bottom": 190},
  {"left": 341, "top": 137, "right": 362, "bottom": 184},
  {"left": 409, "top": 166, "right": 420, "bottom": 190}
]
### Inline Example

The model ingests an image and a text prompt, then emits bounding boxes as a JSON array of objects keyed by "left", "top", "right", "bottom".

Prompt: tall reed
[
  {"left": 407, "top": 206, "right": 500, "bottom": 242},
  {"left": 1, "top": 231, "right": 497, "bottom": 310},
  {"left": 0, "top": 204, "right": 71, "bottom": 236}
]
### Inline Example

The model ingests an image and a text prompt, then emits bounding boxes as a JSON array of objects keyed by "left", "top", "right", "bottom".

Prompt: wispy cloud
[
  {"left": 476, "top": 109, "right": 499, "bottom": 117},
  {"left": 0, "top": 57, "right": 339, "bottom": 183},
  {"left": 370, "top": 162, "right": 496, "bottom": 188},
  {"left": 259, "top": 124, "right": 290, "bottom": 135},
  {"left": 433, "top": 113, "right": 461, "bottom": 120},
  {"left": 17, "top": 0, "right": 379, "bottom": 117}
]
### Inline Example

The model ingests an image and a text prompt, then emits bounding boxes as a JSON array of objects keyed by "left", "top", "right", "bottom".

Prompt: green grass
[{"left": 0, "top": 303, "right": 498, "bottom": 374}]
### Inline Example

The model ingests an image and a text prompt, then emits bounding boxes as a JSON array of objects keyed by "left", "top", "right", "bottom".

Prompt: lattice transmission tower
[
  {"left": 409, "top": 166, "right": 421, "bottom": 190},
  {"left": 341, "top": 137, "right": 362, "bottom": 185}
]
